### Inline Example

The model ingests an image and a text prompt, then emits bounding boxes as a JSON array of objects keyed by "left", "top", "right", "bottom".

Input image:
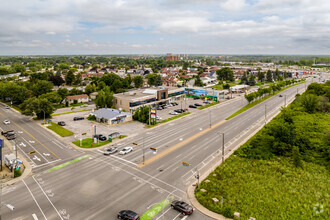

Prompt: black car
[
  {"left": 171, "top": 201, "right": 193, "bottom": 215},
  {"left": 189, "top": 105, "right": 197, "bottom": 108},
  {"left": 193, "top": 97, "right": 200, "bottom": 100},
  {"left": 279, "top": 94, "right": 283, "bottom": 97},
  {"left": 174, "top": 109, "right": 184, "bottom": 113},
  {"left": 194, "top": 103, "right": 202, "bottom": 107},
  {"left": 173, "top": 102, "right": 179, "bottom": 105},
  {"left": 117, "top": 210, "right": 140, "bottom": 220},
  {"left": 58, "top": 121, "right": 66, "bottom": 126},
  {"left": 73, "top": 116, "right": 84, "bottom": 121},
  {"left": 94, "top": 134, "right": 107, "bottom": 141}
]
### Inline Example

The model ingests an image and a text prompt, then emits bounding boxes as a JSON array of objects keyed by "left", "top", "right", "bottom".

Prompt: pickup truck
[{"left": 1, "top": 130, "right": 16, "bottom": 140}]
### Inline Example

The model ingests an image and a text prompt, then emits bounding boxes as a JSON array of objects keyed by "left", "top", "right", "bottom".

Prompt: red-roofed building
[{"left": 64, "top": 94, "right": 89, "bottom": 104}]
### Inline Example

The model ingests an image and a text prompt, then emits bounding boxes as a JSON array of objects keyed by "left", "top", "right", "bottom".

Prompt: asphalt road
[{"left": 0, "top": 81, "right": 311, "bottom": 220}]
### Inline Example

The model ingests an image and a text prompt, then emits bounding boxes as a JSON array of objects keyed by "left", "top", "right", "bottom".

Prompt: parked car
[
  {"left": 109, "top": 132, "right": 121, "bottom": 139},
  {"left": 194, "top": 103, "right": 202, "bottom": 107},
  {"left": 1, "top": 130, "right": 16, "bottom": 140},
  {"left": 117, "top": 210, "right": 140, "bottom": 220},
  {"left": 156, "top": 116, "right": 162, "bottom": 120},
  {"left": 169, "top": 111, "right": 178, "bottom": 115},
  {"left": 171, "top": 201, "right": 194, "bottom": 215},
  {"left": 73, "top": 116, "right": 84, "bottom": 121},
  {"left": 119, "top": 146, "right": 133, "bottom": 155},
  {"left": 104, "top": 147, "right": 118, "bottom": 155},
  {"left": 189, "top": 105, "right": 197, "bottom": 108},
  {"left": 5, "top": 105, "right": 10, "bottom": 109},
  {"left": 57, "top": 121, "right": 66, "bottom": 126},
  {"left": 193, "top": 97, "right": 200, "bottom": 100},
  {"left": 3, "top": 120, "right": 10, "bottom": 125},
  {"left": 173, "top": 102, "right": 179, "bottom": 105},
  {"left": 174, "top": 109, "right": 183, "bottom": 113},
  {"left": 279, "top": 94, "right": 283, "bottom": 97},
  {"left": 94, "top": 134, "right": 107, "bottom": 141}
]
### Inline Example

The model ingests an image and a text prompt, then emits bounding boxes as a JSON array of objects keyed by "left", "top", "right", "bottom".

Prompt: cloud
[{"left": 220, "top": 0, "right": 246, "bottom": 12}]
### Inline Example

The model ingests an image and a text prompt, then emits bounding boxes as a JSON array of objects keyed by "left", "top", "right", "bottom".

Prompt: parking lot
[
  {"left": 155, "top": 97, "right": 211, "bottom": 120},
  {"left": 52, "top": 110, "right": 146, "bottom": 143}
]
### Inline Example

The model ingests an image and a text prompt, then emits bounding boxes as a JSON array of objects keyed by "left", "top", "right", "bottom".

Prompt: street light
[
  {"left": 40, "top": 109, "right": 46, "bottom": 122},
  {"left": 209, "top": 109, "right": 211, "bottom": 128}
]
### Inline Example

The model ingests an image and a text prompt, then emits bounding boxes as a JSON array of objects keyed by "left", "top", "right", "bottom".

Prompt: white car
[
  {"left": 169, "top": 111, "right": 178, "bottom": 115},
  {"left": 3, "top": 120, "right": 10, "bottom": 125},
  {"left": 119, "top": 146, "right": 133, "bottom": 155},
  {"left": 156, "top": 116, "right": 162, "bottom": 120}
]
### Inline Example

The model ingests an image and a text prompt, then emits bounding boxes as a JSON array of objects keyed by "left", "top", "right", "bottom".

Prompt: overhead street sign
[
  {"left": 82, "top": 132, "right": 87, "bottom": 136},
  {"left": 132, "top": 142, "right": 138, "bottom": 145},
  {"left": 182, "top": 161, "right": 190, "bottom": 167},
  {"left": 149, "top": 147, "right": 157, "bottom": 152}
]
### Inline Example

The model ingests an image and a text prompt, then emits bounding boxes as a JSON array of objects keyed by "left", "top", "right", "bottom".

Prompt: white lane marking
[
  {"left": 29, "top": 140, "right": 35, "bottom": 143},
  {"left": 6, "top": 204, "right": 15, "bottom": 210},
  {"left": 52, "top": 141, "right": 63, "bottom": 149},
  {"left": 155, "top": 207, "right": 172, "bottom": 220},
  {"left": 172, "top": 167, "right": 178, "bottom": 172},
  {"left": 181, "top": 216, "right": 188, "bottom": 220},
  {"left": 179, "top": 138, "right": 183, "bottom": 141},
  {"left": 172, "top": 213, "right": 181, "bottom": 220},
  {"left": 32, "top": 213, "right": 39, "bottom": 220},
  {"left": 97, "top": 149, "right": 103, "bottom": 153},
  {"left": 18, "top": 131, "right": 23, "bottom": 134},
  {"left": 110, "top": 154, "right": 138, "bottom": 166},
  {"left": 32, "top": 176, "right": 63, "bottom": 220},
  {"left": 33, "top": 155, "right": 41, "bottom": 161},
  {"left": 175, "top": 154, "right": 182, "bottom": 159},
  {"left": 22, "top": 180, "right": 48, "bottom": 220},
  {"left": 43, "top": 153, "right": 50, "bottom": 156},
  {"left": 21, "top": 136, "right": 49, "bottom": 162},
  {"left": 19, "top": 142, "right": 26, "bottom": 147}
]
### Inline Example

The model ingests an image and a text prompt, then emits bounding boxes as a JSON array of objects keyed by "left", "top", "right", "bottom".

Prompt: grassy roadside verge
[
  {"left": 226, "top": 82, "right": 305, "bottom": 120},
  {"left": 72, "top": 138, "right": 111, "bottom": 148},
  {"left": 198, "top": 101, "right": 219, "bottom": 110},
  {"left": 146, "top": 112, "right": 191, "bottom": 128},
  {"left": 51, "top": 109, "right": 92, "bottom": 116},
  {"left": 47, "top": 122, "right": 74, "bottom": 137}
]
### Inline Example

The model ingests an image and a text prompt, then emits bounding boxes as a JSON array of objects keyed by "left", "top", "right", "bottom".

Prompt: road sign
[
  {"left": 132, "top": 142, "right": 138, "bottom": 146},
  {"left": 149, "top": 147, "right": 157, "bottom": 152},
  {"left": 0, "top": 138, "right": 2, "bottom": 149},
  {"left": 82, "top": 132, "right": 87, "bottom": 136},
  {"left": 151, "top": 109, "right": 156, "bottom": 114},
  {"left": 182, "top": 161, "right": 190, "bottom": 167},
  {"left": 29, "top": 150, "right": 37, "bottom": 155}
]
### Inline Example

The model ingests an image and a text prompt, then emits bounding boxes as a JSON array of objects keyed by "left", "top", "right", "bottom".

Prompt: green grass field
[
  {"left": 196, "top": 156, "right": 329, "bottom": 219},
  {"left": 51, "top": 109, "right": 92, "bottom": 116},
  {"left": 47, "top": 122, "right": 74, "bottom": 137},
  {"left": 72, "top": 138, "right": 111, "bottom": 148}
]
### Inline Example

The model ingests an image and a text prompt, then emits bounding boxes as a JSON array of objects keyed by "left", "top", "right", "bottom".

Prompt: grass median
[
  {"left": 51, "top": 109, "right": 92, "bottom": 116},
  {"left": 226, "top": 82, "right": 306, "bottom": 120},
  {"left": 146, "top": 112, "right": 191, "bottom": 128},
  {"left": 198, "top": 101, "right": 219, "bottom": 110},
  {"left": 47, "top": 122, "right": 74, "bottom": 137},
  {"left": 72, "top": 138, "right": 111, "bottom": 148}
]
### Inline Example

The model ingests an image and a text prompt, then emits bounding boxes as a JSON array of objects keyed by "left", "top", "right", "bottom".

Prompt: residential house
[{"left": 64, "top": 94, "right": 89, "bottom": 104}]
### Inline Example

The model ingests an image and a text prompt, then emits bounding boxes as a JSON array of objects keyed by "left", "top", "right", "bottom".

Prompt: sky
[{"left": 0, "top": 0, "right": 330, "bottom": 55}]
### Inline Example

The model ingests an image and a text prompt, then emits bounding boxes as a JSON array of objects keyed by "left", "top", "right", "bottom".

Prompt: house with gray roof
[{"left": 91, "top": 108, "right": 132, "bottom": 125}]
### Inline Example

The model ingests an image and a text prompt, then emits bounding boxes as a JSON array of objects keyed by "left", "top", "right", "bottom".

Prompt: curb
[{"left": 1, "top": 137, "right": 32, "bottom": 186}]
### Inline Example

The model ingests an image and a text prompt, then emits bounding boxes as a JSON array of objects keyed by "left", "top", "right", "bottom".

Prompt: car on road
[
  {"left": 1, "top": 130, "right": 16, "bottom": 140},
  {"left": 194, "top": 103, "right": 202, "bottom": 107},
  {"left": 57, "top": 121, "right": 66, "bottom": 126},
  {"left": 171, "top": 200, "right": 194, "bottom": 215},
  {"left": 169, "top": 110, "right": 178, "bottom": 115},
  {"left": 279, "top": 94, "right": 283, "bottom": 97},
  {"left": 119, "top": 146, "right": 133, "bottom": 155},
  {"left": 104, "top": 147, "right": 118, "bottom": 155},
  {"left": 193, "top": 96, "right": 200, "bottom": 100},
  {"left": 189, "top": 105, "right": 197, "bottom": 108},
  {"left": 3, "top": 120, "right": 10, "bottom": 125},
  {"left": 94, "top": 134, "right": 107, "bottom": 141},
  {"left": 5, "top": 105, "right": 10, "bottom": 109},
  {"left": 117, "top": 210, "right": 140, "bottom": 220},
  {"left": 73, "top": 116, "right": 84, "bottom": 121}
]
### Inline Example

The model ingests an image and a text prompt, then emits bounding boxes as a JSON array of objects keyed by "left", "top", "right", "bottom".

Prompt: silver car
[
  {"left": 119, "top": 146, "right": 133, "bottom": 155},
  {"left": 103, "top": 147, "right": 118, "bottom": 155}
]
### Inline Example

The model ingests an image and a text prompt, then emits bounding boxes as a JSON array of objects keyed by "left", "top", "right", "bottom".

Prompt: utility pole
[
  {"left": 265, "top": 104, "right": 267, "bottom": 125},
  {"left": 209, "top": 109, "right": 211, "bottom": 128},
  {"left": 148, "top": 107, "right": 151, "bottom": 127},
  {"left": 143, "top": 136, "right": 145, "bottom": 164},
  {"left": 285, "top": 95, "right": 287, "bottom": 107}
]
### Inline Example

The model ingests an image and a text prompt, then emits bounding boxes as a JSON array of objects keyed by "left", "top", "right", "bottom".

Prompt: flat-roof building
[{"left": 113, "top": 87, "right": 185, "bottom": 112}]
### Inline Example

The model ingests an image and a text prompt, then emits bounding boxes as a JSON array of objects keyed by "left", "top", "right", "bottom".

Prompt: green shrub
[
  {"left": 14, "top": 169, "right": 22, "bottom": 178},
  {"left": 223, "top": 206, "right": 233, "bottom": 218},
  {"left": 87, "top": 114, "right": 96, "bottom": 121}
]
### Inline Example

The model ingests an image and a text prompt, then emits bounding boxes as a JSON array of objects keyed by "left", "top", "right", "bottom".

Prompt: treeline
[
  {"left": 244, "top": 79, "right": 299, "bottom": 103},
  {"left": 237, "top": 81, "right": 330, "bottom": 169}
]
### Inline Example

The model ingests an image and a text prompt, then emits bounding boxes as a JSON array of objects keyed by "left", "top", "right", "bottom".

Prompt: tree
[
  {"left": 300, "top": 94, "right": 319, "bottom": 113},
  {"left": 248, "top": 75, "right": 256, "bottom": 86},
  {"left": 65, "top": 70, "right": 75, "bottom": 85},
  {"left": 133, "top": 76, "right": 144, "bottom": 88},
  {"left": 240, "top": 72, "right": 248, "bottom": 84},
  {"left": 257, "top": 70, "right": 265, "bottom": 82},
  {"left": 49, "top": 75, "right": 64, "bottom": 86},
  {"left": 69, "top": 88, "right": 82, "bottom": 96},
  {"left": 266, "top": 70, "right": 273, "bottom": 82},
  {"left": 292, "top": 146, "right": 303, "bottom": 168},
  {"left": 216, "top": 67, "right": 234, "bottom": 82},
  {"left": 39, "top": 92, "right": 62, "bottom": 104},
  {"left": 194, "top": 76, "right": 204, "bottom": 87},
  {"left": 73, "top": 73, "right": 82, "bottom": 85},
  {"left": 245, "top": 93, "right": 255, "bottom": 103},
  {"left": 20, "top": 97, "right": 54, "bottom": 119},
  {"left": 0, "top": 82, "right": 29, "bottom": 104},
  {"left": 95, "top": 88, "right": 114, "bottom": 108},
  {"left": 57, "top": 88, "right": 69, "bottom": 103},
  {"left": 85, "top": 83, "right": 96, "bottom": 95},
  {"left": 31, "top": 80, "right": 53, "bottom": 97},
  {"left": 133, "top": 105, "right": 153, "bottom": 124},
  {"left": 146, "top": 73, "right": 162, "bottom": 86}
]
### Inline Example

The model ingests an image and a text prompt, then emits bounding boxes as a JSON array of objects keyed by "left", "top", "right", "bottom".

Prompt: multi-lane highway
[{"left": 0, "top": 82, "right": 310, "bottom": 220}]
